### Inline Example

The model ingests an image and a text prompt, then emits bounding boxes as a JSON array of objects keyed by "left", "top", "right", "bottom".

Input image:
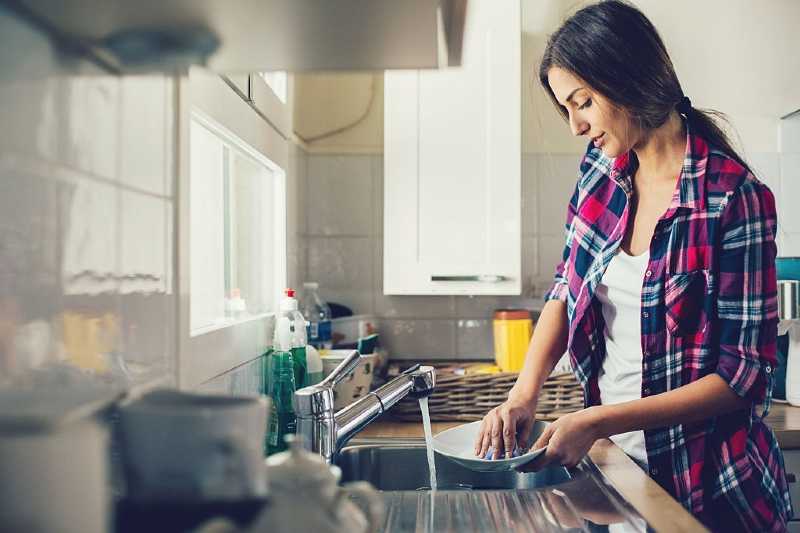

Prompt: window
[
  {"left": 189, "top": 111, "right": 286, "bottom": 335},
  {"left": 259, "top": 72, "right": 288, "bottom": 104}
]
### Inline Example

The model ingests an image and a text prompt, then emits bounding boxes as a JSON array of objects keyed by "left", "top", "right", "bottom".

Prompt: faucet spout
[{"left": 294, "top": 357, "right": 436, "bottom": 463}]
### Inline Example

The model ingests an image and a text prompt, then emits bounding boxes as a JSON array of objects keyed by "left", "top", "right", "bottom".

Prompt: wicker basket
[{"left": 387, "top": 363, "right": 584, "bottom": 422}]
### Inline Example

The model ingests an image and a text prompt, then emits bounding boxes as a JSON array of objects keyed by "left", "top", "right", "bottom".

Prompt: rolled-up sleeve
[{"left": 715, "top": 180, "right": 779, "bottom": 417}]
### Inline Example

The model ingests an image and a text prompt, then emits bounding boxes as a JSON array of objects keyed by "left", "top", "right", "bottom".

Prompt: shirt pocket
[{"left": 664, "top": 269, "right": 714, "bottom": 337}]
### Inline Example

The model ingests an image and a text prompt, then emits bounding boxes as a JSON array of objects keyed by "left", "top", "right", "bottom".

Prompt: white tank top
[{"left": 595, "top": 247, "right": 650, "bottom": 469}]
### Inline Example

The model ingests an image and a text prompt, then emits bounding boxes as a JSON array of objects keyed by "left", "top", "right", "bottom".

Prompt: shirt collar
[{"left": 608, "top": 120, "right": 708, "bottom": 211}]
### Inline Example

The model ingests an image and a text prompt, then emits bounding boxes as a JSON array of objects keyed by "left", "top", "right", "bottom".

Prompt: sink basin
[
  {"left": 337, "top": 439, "right": 570, "bottom": 491},
  {"left": 337, "top": 438, "right": 652, "bottom": 532}
]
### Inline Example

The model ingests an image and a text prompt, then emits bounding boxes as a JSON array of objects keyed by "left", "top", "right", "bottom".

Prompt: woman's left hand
[{"left": 518, "top": 406, "right": 606, "bottom": 472}]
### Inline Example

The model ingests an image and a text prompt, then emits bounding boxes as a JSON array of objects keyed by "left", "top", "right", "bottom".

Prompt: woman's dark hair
[{"left": 539, "top": 0, "right": 750, "bottom": 172}]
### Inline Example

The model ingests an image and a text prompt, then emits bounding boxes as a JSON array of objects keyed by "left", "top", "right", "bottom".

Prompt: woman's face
[{"left": 547, "top": 67, "right": 641, "bottom": 158}]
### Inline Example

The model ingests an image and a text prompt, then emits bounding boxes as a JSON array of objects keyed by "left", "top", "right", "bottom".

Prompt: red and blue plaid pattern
[{"left": 545, "top": 125, "right": 792, "bottom": 531}]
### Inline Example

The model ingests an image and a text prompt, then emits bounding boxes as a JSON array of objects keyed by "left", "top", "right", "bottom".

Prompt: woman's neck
[{"left": 631, "top": 111, "right": 686, "bottom": 186}]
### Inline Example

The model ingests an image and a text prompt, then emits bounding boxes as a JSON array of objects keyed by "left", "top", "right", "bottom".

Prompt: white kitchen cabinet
[{"left": 383, "top": 0, "right": 521, "bottom": 295}]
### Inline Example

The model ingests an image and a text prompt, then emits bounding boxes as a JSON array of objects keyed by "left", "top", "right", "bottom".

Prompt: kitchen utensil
[
  {"left": 118, "top": 389, "right": 269, "bottom": 502},
  {"left": 321, "top": 350, "right": 377, "bottom": 410},
  {"left": 0, "top": 388, "right": 114, "bottom": 533},
  {"left": 254, "top": 435, "right": 383, "bottom": 533},
  {"left": 493, "top": 309, "right": 533, "bottom": 372},
  {"left": 779, "top": 280, "right": 800, "bottom": 406},
  {"left": 433, "top": 420, "right": 549, "bottom": 472}
]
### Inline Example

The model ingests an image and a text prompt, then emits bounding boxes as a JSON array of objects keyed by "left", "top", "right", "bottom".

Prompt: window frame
[{"left": 177, "top": 71, "right": 288, "bottom": 389}]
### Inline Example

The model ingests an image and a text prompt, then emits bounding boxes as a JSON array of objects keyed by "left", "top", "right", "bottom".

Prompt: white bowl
[{"left": 433, "top": 420, "right": 549, "bottom": 472}]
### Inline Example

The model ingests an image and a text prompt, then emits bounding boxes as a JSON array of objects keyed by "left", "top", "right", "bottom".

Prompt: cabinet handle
[{"left": 431, "top": 275, "right": 509, "bottom": 283}]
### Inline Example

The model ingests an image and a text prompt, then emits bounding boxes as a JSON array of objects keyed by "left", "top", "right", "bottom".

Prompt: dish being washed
[{"left": 432, "top": 420, "right": 549, "bottom": 472}]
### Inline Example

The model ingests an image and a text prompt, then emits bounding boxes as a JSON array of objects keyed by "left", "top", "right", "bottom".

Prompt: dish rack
[{"left": 387, "top": 362, "right": 584, "bottom": 422}]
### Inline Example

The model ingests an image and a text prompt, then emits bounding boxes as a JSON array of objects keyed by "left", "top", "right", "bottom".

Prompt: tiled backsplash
[{"left": 0, "top": 7, "right": 176, "bottom": 388}]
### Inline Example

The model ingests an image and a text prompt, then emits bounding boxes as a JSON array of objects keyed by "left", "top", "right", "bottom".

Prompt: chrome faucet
[{"left": 293, "top": 350, "right": 436, "bottom": 463}]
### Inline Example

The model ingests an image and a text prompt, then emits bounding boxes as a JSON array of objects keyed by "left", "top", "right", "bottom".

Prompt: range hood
[{"left": 8, "top": 0, "right": 467, "bottom": 72}]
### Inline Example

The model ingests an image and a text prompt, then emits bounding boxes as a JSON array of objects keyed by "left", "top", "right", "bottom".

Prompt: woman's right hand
[{"left": 473, "top": 395, "right": 537, "bottom": 459}]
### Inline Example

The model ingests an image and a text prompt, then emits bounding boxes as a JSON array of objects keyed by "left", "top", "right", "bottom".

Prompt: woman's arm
[
  {"left": 474, "top": 298, "right": 569, "bottom": 459},
  {"left": 508, "top": 298, "right": 569, "bottom": 405},
  {"left": 593, "top": 374, "right": 748, "bottom": 437},
  {"left": 529, "top": 374, "right": 749, "bottom": 470}
]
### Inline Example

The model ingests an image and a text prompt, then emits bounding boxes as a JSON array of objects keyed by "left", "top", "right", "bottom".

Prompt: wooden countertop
[
  {"left": 765, "top": 402, "right": 800, "bottom": 449},
  {"left": 354, "top": 404, "right": 800, "bottom": 532}
]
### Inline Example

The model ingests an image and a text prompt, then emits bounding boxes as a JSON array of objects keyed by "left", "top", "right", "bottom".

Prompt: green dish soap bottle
[{"left": 266, "top": 317, "right": 297, "bottom": 455}]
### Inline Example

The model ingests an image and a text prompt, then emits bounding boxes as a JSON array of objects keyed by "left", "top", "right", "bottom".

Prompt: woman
[{"left": 474, "top": 1, "right": 791, "bottom": 530}]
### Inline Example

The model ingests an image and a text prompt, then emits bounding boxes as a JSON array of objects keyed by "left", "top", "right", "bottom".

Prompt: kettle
[
  {"left": 779, "top": 280, "right": 800, "bottom": 405},
  {"left": 251, "top": 435, "right": 383, "bottom": 533}
]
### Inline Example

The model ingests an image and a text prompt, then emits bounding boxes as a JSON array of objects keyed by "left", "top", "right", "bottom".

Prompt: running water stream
[{"left": 419, "top": 397, "right": 437, "bottom": 491}]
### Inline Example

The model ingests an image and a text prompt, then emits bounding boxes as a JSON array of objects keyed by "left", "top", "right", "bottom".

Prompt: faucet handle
[
  {"left": 319, "top": 350, "right": 362, "bottom": 389},
  {"left": 294, "top": 351, "right": 362, "bottom": 417}
]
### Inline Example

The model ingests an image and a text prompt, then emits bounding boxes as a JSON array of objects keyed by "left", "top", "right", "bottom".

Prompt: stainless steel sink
[
  {"left": 338, "top": 438, "right": 570, "bottom": 490},
  {"left": 337, "top": 438, "right": 651, "bottom": 532}
]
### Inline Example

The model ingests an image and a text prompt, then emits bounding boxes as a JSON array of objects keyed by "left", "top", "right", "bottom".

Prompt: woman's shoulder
[{"left": 703, "top": 144, "right": 775, "bottom": 211}]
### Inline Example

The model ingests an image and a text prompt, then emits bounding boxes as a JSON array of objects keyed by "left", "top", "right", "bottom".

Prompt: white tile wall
[
  {"left": 779, "top": 113, "right": 800, "bottom": 257},
  {"left": 307, "top": 155, "right": 376, "bottom": 236},
  {"left": 0, "top": 7, "right": 175, "bottom": 387},
  {"left": 521, "top": 154, "right": 538, "bottom": 236},
  {"left": 378, "top": 318, "right": 457, "bottom": 359},
  {"left": 536, "top": 154, "right": 580, "bottom": 238},
  {"left": 306, "top": 236, "right": 374, "bottom": 314}
]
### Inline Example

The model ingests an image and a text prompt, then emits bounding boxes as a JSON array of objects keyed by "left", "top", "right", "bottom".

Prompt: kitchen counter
[{"left": 355, "top": 404, "right": 800, "bottom": 532}]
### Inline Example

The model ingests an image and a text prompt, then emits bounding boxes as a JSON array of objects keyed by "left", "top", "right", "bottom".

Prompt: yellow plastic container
[{"left": 493, "top": 309, "right": 533, "bottom": 372}]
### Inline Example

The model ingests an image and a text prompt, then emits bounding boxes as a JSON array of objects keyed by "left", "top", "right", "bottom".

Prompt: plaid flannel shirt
[{"left": 544, "top": 124, "right": 792, "bottom": 531}]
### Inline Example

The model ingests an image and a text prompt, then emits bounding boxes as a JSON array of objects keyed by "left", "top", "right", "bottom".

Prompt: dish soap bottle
[
  {"left": 276, "top": 288, "right": 308, "bottom": 388},
  {"left": 304, "top": 344, "right": 324, "bottom": 386},
  {"left": 266, "top": 322, "right": 297, "bottom": 456},
  {"left": 300, "top": 282, "right": 333, "bottom": 351}
]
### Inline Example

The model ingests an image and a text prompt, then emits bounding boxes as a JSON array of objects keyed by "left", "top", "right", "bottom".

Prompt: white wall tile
[
  {"left": 61, "top": 178, "right": 119, "bottom": 295},
  {"left": 456, "top": 319, "right": 493, "bottom": 359},
  {"left": 307, "top": 155, "right": 374, "bottom": 236},
  {"left": 119, "top": 77, "right": 170, "bottom": 195},
  {"left": 780, "top": 154, "right": 800, "bottom": 234},
  {"left": 522, "top": 236, "right": 537, "bottom": 296},
  {"left": 781, "top": 112, "right": 800, "bottom": 153},
  {"left": 538, "top": 234, "right": 566, "bottom": 285},
  {"left": 779, "top": 234, "right": 800, "bottom": 257},
  {"left": 119, "top": 191, "right": 168, "bottom": 294},
  {"left": 378, "top": 318, "right": 456, "bottom": 359},
  {"left": 64, "top": 76, "right": 119, "bottom": 179},
  {"left": 537, "top": 154, "right": 581, "bottom": 236},
  {"left": 521, "top": 155, "right": 538, "bottom": 236},
  {"left": 748, "top": 152, "right": 781, "bottom": 192},
  {"left": 307, "top": 236, "right": 373, "bottom": 291}
]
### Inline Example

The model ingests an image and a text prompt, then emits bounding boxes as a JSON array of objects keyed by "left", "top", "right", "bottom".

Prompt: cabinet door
[{"left": 384, "top": 0, "right": 520, "bottom": 295}]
